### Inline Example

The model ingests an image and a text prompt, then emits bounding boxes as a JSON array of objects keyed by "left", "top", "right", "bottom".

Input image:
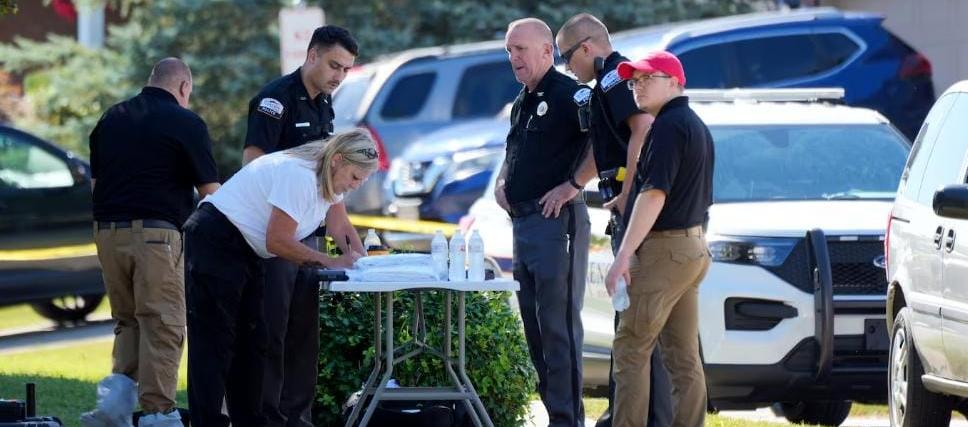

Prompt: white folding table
[{"left": 321, "top": 278, "right": 519, "bottom": 427}]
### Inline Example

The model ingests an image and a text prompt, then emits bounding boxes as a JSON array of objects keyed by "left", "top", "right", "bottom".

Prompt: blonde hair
[{"left": 284, "top": 128, "right": 379, "bottom": 202}]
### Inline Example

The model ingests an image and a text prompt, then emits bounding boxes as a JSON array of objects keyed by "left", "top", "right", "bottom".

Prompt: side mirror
[
  {"left": 933, "top": 184, "right": 968, "bottom": 220},
  {"left": 68, "top": 158, "right": 91, "bottom": 187}
]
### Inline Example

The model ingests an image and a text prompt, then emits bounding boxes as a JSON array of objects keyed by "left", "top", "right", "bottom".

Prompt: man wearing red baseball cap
[{"left": 605, "top": 51, "right": 715, "bottom": 427}]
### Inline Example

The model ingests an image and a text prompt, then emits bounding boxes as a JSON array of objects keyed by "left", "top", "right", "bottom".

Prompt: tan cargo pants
[
  {"left": 613, "top": 225, "right": 711, "bottom": 427},
  {"left": 94, "top": 220, "right": 185, "bottom": 413}
]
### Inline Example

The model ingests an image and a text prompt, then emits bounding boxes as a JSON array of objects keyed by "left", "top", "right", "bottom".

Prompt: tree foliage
[
  {"left": 1, "top": 0, "right": 763, "bottom": 172},
  {"left": 1, "top": 0, "right": 286, "bottom": 174},
  {"left": 323, "top": 0, "right": 762, "bottom": 62},
  {"left": 0, "top": 0, "right": 15, "bottom": 16}
]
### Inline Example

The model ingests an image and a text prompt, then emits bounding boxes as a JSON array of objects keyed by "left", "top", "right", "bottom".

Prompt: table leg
[
  {"left": 439, "top": 291, "right": 483, "bottom": 427},
  {"left": 458, "top": 291, "right": 495, "bottom": 427},
  {"left": 360, "top": 291, "right": 396, "bottom": 426},
  {"left": 344, "top": 293, "right": 384, "bottom": 427}
]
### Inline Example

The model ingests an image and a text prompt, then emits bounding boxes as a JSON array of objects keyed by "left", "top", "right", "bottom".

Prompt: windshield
[
  {"left": 331, "top": 70, "right": 373, "bottom": 127},
  {"left": 712, "top": 124, "right": 910, "bottom": 203}
]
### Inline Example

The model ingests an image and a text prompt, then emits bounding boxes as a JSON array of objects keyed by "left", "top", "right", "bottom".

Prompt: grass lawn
[
  {"left": 0, "top": 300, "right": 111, "bottom": 331},
  {"left": 1, "top": 337, "right": 886, "bottom": 427},
  {"left": 851, "top": 402, "right": 889, "bottom": 417},
  {"left": 0, "top": 339, "right": 186, "bottom": 427}
]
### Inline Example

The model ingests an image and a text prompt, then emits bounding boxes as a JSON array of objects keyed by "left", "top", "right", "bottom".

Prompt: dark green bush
[{"left": 317, "top": 290, "right": 535, "bottom": 427}]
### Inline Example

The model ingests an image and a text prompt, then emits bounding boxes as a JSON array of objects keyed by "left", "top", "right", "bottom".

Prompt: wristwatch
[{"left": 568, "top": 176, "right": 582, "bottom": 190}]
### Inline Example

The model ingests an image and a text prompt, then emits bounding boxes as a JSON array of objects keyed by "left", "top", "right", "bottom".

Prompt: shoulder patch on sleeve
[
  {"left": 573, "top": 87, "right": 592, "bottom": 106},
  {"left": 257, "top": 97, "right": 284, "bottom": 119},
  {"left": 600, "top": 70, "right": 621, "bottom": 92}
]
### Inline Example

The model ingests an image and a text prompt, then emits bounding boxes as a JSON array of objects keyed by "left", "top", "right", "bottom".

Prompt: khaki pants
[
  {"left": 613, "top": 226, "right": 710, "bottom": 427},
  {"left": 95, "top": 220, "right": 185, "bottom": 413}
]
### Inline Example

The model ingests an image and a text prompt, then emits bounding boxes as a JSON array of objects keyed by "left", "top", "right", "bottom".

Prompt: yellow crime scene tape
[
  {"left": 0, "top": 216, "right": 453, "bottom": 261},
  {"left": 347, "top": 214, "right": 459, "bottom": 236},
  {"left": 0, "top": 243, "right": 98, "bottom": 261}
]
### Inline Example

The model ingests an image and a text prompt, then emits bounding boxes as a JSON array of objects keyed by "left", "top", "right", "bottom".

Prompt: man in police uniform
[
  {"left": 498, "top": 18, "right": 591, "bottom": 427},
  {"left": 242, "top": 26, "right": 364, "bottom": 427},
  {"left": 85, "top": 58, "right": 220, "bottom": 426},
  {"left": 554, "top": 14, "right": 672, "bottom": 427},
  {"left": 606, "top": 51, "right": 714, "bottom": 427}
]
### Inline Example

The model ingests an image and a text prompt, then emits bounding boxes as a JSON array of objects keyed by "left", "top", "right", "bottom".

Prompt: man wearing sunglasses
[
  {"left": 499, "top": 17, "right": 592, "bottom": 427},
  {"left": 241, "top": 26, "right": 365, "bottom": 427},
  {"left": 555, "top": 14, "right": 672, "bottom": 427}
]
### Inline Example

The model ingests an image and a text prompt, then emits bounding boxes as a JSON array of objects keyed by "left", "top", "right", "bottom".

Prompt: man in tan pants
[
  {"left": 605, "top": 51, "right": 715, "bottom": 427},
  {"left": 84, "top": 58, "right": 220, "bottom": 427}
]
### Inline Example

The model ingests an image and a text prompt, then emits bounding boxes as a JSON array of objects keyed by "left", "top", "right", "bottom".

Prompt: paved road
[{"left": 0, "top": 318, "right": 114, "bottom": 355}]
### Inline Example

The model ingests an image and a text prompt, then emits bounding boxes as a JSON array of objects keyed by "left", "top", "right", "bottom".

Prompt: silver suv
[
  {"left": 886, "top": 80, "right": 968, "bottom": 426},
  {"left": 332, "top": 41, "right": 521, "bottom": 214}
]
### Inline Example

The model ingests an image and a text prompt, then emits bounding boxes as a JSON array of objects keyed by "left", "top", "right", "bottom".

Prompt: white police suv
[{"left": 464, "top": 89, "right": 911, "bottom": 426}]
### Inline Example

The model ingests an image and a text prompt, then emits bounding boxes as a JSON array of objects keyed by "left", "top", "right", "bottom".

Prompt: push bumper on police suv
[{"left": 702, "top": 229, "right": 888, "bottom": 410}]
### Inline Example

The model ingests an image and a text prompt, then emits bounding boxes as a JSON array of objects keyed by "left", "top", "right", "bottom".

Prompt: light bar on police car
[{"left": 685, "top": 88, "right": 845, "bottom": 103}]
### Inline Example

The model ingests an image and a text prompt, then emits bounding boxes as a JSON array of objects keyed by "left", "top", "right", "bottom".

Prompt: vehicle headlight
[
  {"left": 707, "top": 236, "right": 798, "bottom": 267},
  {"left": 393, "top": 157, "right": 448, "bottom": 196},
  {"left": 448, "top": 149, "right": 502, "bottom": 180}
]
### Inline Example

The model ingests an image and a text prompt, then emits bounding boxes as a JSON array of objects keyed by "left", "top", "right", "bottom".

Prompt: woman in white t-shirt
[{"left": 182, "top": 129, "right": 377, "bottom": 425}]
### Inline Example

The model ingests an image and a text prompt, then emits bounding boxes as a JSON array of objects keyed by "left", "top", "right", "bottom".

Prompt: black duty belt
[
  {"left": 96, "top": 219, "right": 179, "bottom": 231},
  {"left": 508, "top": 192, "right": 585, "bottom": 218}
]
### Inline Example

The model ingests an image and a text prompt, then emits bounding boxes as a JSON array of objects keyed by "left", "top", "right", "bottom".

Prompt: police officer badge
[{"left": 537, "top": 101, "right": 548, "bottom": 116}]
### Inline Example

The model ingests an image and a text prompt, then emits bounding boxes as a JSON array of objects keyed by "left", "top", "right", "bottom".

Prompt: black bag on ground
[
  {"left": 0, "top": 384, "right": 62, "bottom": 426},
  {"left": 342, "top": 394, "right": 473, "bottom": 427}
]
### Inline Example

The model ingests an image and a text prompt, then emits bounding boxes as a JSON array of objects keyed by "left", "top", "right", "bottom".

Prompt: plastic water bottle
[
  {"left": 364, "top": 229, "right": 387, "bottom": 256},
  {"left": 612, "top": 277, "right": 630, "bottom": 312},
  {"left": 449, "top": 230, "right": 466, "bottom": 281},
  {"left": 431, "top": 230, "right": 449, "bottom": 281},
  {"left": 467, "top": 230, "right": 485, "bottom": 282}
]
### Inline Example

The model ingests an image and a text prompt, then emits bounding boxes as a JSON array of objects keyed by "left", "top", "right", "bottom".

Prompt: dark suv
[
  {"left": 611, "top": 7, "right": 935, "bottom": 140},
  {"left": 0, "top": 124, "right": 104, "bottom": 323},
  {"left": 331, "top": 41, "right": 521, "bottom": 214},
  {"left": 886, "top": 80, "right": 968, "bottom": 426}
]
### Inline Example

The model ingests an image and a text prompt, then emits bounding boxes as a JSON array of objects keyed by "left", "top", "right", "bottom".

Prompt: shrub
[{"left": 317, "top": 289, "right": 535, "bottom": 427}]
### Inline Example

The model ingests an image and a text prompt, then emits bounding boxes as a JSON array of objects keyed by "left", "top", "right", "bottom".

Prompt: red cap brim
[{"left": 617, "top": 60, "right": 659, "bottom": 80}]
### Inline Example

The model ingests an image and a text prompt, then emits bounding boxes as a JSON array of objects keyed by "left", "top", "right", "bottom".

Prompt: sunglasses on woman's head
[{"left": 354, "top": 148, "right": 379, "bottom": 160}]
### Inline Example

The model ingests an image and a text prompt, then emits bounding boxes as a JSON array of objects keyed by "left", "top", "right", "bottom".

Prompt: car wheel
[
  {"left": 889, "top": 307, "right": 952, "bottom": 426},
  {"left": 30, "top": 293, "right": 104, "bottom": 323},
  {"left": 778, "top": 400, "right": 851, "bottom": 426}
]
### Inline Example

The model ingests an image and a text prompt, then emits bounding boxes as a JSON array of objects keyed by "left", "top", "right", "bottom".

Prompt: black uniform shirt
[
  {"left": 244, "top": 67, "right": 334, "bottom": 154},
  {"left": 504, "top": 67, "right": 590, "bottom": 204},
  {"left": 629, "top": 96, "right": 714, "bottom": 231},
  {"left": 590, "top": 51, "right": 644, "bottom": 174},
  {"left": 89, "top": 87, "right": 219, "bottom": 228}
]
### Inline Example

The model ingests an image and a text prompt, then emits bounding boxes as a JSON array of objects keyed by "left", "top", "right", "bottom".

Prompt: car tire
[
  {"left": 778, "top": 400, "right": 851, "bottom": 426},
  {"left": 889, "top": 307, "right": 952, "bottom": 427},
  {"left": 30, "top": 293, "right": 104, "bottom": 323}
]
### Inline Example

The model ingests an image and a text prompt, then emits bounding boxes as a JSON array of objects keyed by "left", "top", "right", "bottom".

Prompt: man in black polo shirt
[
  {"left": 605, "top": 51, "right": 714, "bottom": 427},
  {"left": 498, "top": 17, "right": 590, "bottom": 426},
  {"left": 555, "top": 13, "right": 672, "bottom": 427},
  {"left": 85, "top": 57, "right": 219, "bottom": 426},
  {"left": 242, "top": 26, "right": 362, "bottom": 427}
]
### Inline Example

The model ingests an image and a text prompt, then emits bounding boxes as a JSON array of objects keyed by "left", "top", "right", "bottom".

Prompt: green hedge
[{"left": 316, "top": 290, "right": 535, "bottom": 426}]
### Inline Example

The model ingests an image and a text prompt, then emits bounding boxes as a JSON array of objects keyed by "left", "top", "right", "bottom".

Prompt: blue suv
[{"left": 616, "top": 7, "right": 934, "bottom": 140}]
